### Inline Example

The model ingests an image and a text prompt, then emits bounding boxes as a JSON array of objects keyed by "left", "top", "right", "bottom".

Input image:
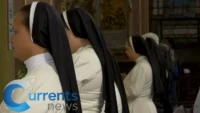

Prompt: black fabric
[
  {"left": 61, "top": 8, "right": 129, "bottom": 113},
  {"left": 30, "top": 2, "right": 81, "bottom": 113},
  {"left": 159, "top": 43, "right": 176, "bottom": 76},
  {"left": 145, "top": 38, "right": 166, "bottom": 94},
  {"left": 131, "top": 36, "right": 165, "bottom": 95},
  {"left": 146, "top": 38, "right": 173, "bottom": 113},
  {"left": 132, "top": 36, "right": 172, "bottom": 113},
  {"left": 131, "top": 35, "right": 149, "bottom": 57}
]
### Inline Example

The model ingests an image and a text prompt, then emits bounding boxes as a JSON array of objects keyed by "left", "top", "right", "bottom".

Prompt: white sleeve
[
  {"left": 0, "top": 77, "right": 65, "bottom": 113},
  {"left": 74, "top": 59, "right": 95, "bottom": 89},
  {"left": 0, "top": 77, "right": 36, "bottom": 113},
  {"left": 123, "top": 64, "right": 146, "bottom": 98}
]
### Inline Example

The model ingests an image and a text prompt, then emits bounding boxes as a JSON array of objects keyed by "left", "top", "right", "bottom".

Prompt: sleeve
[
  {"left": 0, "top": 77, "right": 37, "bottom": 113},
  {"left": 74, "top": 58, "right": 96, "bottom": 89},
  {"left": 0, "top": 76, "right": 66, "bottom": 113},
  {"left": 0, "top": 88, "right": 32, "bottom": 113},
  {"left": 123, "top": 64, "right": 147, "bottom": 99}
]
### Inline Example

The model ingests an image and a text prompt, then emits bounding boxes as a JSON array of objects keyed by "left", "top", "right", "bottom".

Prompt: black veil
[
  {"left": 145, "top": 38, "right": 173, "bottom": 113},
  {"left": 27, "top": 2, "right": 81, "bottom": 113},
  {"left": 61, "top": 8, "right": 129, "bottom": 113},
  {"left": 129, "top": 36, "right": 165, "bottom": 96}
]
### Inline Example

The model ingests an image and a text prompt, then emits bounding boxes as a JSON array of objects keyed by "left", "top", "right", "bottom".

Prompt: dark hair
[
  {"left": 132, "top": 35, "right": 149, "bottom": 57},
  {"left": 20, "top": 4, "right": 31, "bottom": 31}
]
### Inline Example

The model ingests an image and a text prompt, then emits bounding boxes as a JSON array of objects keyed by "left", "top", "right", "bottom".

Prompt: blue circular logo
[{"left": 3, "top": 80, "right": 30, "bottom": 112}]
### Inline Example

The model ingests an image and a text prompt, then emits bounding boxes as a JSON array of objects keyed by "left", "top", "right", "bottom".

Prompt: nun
[
  {"left": 0, "top": 2, "right": 81, "bottom": 113},
  {"left": 123, "top": 35, "right": 163, "bottom": 113},
  {"left": 61, "top": 8, "right": 129, "bottom": 113}
]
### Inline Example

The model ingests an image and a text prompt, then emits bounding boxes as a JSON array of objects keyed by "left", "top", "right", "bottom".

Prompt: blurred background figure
[{"left": 143, "top": 32, "right": 180, "bottom": 113}]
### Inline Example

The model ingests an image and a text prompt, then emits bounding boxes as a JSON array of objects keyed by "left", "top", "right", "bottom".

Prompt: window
[{"left": 150, "top": 0, "right": 200, "bottom": 47}]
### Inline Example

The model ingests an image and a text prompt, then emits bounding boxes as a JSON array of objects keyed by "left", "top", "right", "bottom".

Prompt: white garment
[
  {"left": 72, "top": 45, "right": 122, "bottom": 113},
  {"left": 123, "top": 56, "right": 157, "bottom": 113},
  {"left": 0, "top": 53, "right": 65, "bottom": 113},
  {"left": 101, "top": 83, "right": 122, "bottom": 113},
  {"left": 194, "top": 88, "right": 200, "bottom": 113}
]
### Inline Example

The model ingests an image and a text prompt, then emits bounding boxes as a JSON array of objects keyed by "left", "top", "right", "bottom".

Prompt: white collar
[
  {"left": 72, "top": 45, "right": 92, "bottom": 64},
  {"left": 24, "top": 52, "right": 53, "bottom": 73},
  {"left": 136, "top": 56, "right": 147, "bottom": 63},
  {"left": 72, "top": 45, "right": 92, "bottom": 56}
]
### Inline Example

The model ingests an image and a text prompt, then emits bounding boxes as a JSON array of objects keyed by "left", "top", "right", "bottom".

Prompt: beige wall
[
  {"left": 131, "top": 0, "right": 149, "bottom": 35},
  {"left": 0, "top": 0, "right": 15, "bottom": 101}
]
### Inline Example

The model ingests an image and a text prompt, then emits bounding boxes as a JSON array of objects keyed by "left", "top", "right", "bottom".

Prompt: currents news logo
[{"left": 3, "top": 80, "right": 78, "bottom": 112}]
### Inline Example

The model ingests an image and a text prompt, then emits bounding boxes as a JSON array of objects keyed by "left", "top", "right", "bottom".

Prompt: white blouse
[
  {"left": 72, "top": 45, "right": 122, "bottom": 113},
  {"left": 0, "top": 52, "right": 65, "bottom": 113},
  {"left": 124, "top": 56, "right": 153, "bottom": 99},
  {"left": 123, "top": 56, "right": 157, "bottom": 113}
]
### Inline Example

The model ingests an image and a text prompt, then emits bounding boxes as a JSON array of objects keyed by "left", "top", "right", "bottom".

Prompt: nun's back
[{"left": 72, "top": 45, "right": 104, "bottom": 113}]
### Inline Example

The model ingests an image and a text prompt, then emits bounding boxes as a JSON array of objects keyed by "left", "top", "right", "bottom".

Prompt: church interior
[{"left": 0, "top": 0, "right": 200, "bottom": 113}]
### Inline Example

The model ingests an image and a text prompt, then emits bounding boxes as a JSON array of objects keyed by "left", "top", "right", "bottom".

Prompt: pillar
[
  {"left": 131, "top": 0, "right": 149, "bottom": 35},
  {"left": 0, "top": 0, "right": 15, "bottom": 101}
]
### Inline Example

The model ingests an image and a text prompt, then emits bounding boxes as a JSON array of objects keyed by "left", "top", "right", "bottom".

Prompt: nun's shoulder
[
  {"left": 133, "top": 60, "right": 151, "bottom": 72},
  {"left": 139, "top": 60, "right": 151, "bottom": 70},
  {"left": 21, "top": 72, "right": 39, "bottom": 84},
  {"left": 3, "top": 76, "right": 39, "bottom": 103},
  {"left": 21, "top": 66, "right": 61, "bottom": 92},
  {"left": 22, "top": 65, "right": 59, "bottom": 85},
  {"left": 81, "top": 47, "right": 97, "bottom": 59},
  {"left": 73, "top": 46, "right": 100, "bottom": 66}
]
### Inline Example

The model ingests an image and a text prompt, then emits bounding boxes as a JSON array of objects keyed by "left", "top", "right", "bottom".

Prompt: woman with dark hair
[
  {"left": 0, "top": 2, "right": 81, "bottom": 113},
  {"left": 123, "top": 35, "right": 163, "bottom": 113},
  {"left": 61, "top": 8, "right": 129, "bottom": 113}
]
